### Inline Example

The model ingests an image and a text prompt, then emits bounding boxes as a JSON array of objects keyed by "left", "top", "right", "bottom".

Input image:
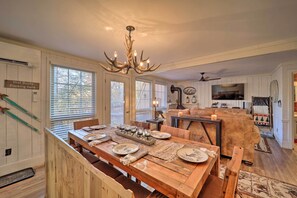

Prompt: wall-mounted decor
[
  {"left": 0, "top": 93, "right": 40, "bottom": 121},
  {"left": 191, "top": 96, "right": 197, "bottom": 103},
  {"left": 4, "top": 80, "right": 39, "bottom": 90},
  {"left": 0, "top": 106, "right": 39, "bottom": 133},
  {"left": 186, "top": 96, "right": 190, "bottom": 103},
  {"left": 183, "top": 86, "right": 196, "bottom": 95},
  {"left": 270, "top": 80, "right": 279, "bottom": 103}
]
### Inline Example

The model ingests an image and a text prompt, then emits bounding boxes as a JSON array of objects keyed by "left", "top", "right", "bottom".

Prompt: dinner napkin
[
  {"left": 199, "top": 147, "right": 217, "bottom": 158},
  {"left": 88, "top": 136, "right": 111, "bottom": 147},
  {"left": 120, "top": 149, "right": 148, "bottom": 165}
]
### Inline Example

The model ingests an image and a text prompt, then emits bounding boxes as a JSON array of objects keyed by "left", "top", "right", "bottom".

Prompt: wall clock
[{"left": 270, "top": 80, "right": 279, "bottom": 103}]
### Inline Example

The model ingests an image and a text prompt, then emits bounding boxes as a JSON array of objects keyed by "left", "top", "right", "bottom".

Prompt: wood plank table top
[{"left": 68, "top": 128, "right": 220, "bottom": 198}]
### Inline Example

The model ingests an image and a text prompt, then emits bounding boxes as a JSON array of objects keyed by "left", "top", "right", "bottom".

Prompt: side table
[{"left": 146, "top": 119, "right": 164, "bottom": 131}]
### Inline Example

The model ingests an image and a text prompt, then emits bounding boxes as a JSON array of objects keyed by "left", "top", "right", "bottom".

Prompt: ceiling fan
[{"left": 199, "top": 72, "right": 221, "bottom": 81}]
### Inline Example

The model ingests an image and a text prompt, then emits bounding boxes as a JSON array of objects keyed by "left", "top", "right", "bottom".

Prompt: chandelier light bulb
[
  {"left": 147, "top": 59, "right": 150, "bottom": 64},
  {"left": 134, "top": 50, "right": 137, "bottom": 57},
  {"left": 114, "top": 51, "right": 117, "bottom": 58},
  {"left": 140, "top": 62, "right": 143, "bottom": 67}
]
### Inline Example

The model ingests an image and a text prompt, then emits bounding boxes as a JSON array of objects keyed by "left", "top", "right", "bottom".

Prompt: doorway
[
  {"left": 293, "top": 73, "right": 297, "bottom": 144},
  {"left": 105, "top": 74, "right": 130, "bottom": 125}
]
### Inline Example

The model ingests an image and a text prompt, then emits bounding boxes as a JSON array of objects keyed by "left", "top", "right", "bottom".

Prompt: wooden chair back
[
  {"left": 222, "top": 146, "right": 244, "bottom": 198},
  {"left": 130, "top": 120, "right": 150, "bottom": 129},
  {"left": 160, "top": 125, "right": 190, "bottom": 140},
  {"left": 73, "top": 119, "right": 99, "bottom": 130},
  {"left": 44, "top": 128, "right": 134, "bottom": 198}
]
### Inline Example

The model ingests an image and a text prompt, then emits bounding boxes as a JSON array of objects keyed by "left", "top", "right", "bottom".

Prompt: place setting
[
  {"left": 150, "top": 130, "right": 171, "bottom": 140},
  {"left": 176, "top": 147, "right": 217, "bottom": 163},
  {"left": 83, "top": 131, "right": 111, "bottom": 147},
  {"left": 112, "top": 142, "right": 148, "bottom": 165},
  {"left": 82, "top": 124, "right": 107, "bottom": 132}
]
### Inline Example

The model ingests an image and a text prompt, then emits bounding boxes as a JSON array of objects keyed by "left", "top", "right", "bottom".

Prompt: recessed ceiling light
[{"left": 105, "top": 26, "right": 113, "bottom": 31}]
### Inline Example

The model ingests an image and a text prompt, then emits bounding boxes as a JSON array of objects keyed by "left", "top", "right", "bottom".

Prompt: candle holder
[{"left": 211, "top": 114, "right": 217, "bottom": 120}]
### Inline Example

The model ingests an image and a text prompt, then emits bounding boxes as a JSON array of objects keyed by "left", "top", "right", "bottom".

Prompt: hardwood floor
[
  {"left": 0, "top": 165, "right": 45, "bottom": 198},
  {"left": 0, "top": 140, "right": 296, "bottom": 198},
  {"left": 222, "top": 139, "right": 297, "bottom": 185}
]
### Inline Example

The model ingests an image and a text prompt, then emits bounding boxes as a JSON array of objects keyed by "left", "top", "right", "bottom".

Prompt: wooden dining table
[{"left": 68, "top": 127, "right": 220, "bottom": 198}]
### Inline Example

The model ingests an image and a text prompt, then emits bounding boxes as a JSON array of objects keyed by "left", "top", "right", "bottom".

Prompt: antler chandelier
[{"left": 99, "top": 25, "right": 161, "bottom": 74}]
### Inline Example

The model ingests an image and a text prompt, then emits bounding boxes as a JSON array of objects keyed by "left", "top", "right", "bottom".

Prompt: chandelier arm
[
  {"left": 139, "top": 51, "right": 149, "bottom": 62},
  {"left": 104, "top": 52, "right": 116, "bottom": 64},
  {"left": 148, "top": 64, "right": 161, "bottom": 71},
  {"left": 109, "top": 62, "right": 129, "bottom": 70},
  {"left": 134, "top": 67, "right": 144, "bottom": 74},
  {"left": 99, "top": 63, "right": 123, "bottom": 73}
]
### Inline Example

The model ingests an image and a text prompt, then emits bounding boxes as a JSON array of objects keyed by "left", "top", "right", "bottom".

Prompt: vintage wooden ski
[
  {"left": 0, "top": 93, "right": 40, "bottom": 121},
  {"left": 0, "top": 106, "right": 40, "bottom": 133}
]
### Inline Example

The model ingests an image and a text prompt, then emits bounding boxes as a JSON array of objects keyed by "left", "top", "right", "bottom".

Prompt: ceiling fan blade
[{"left": 206, "top": 77, "right": 221, "bottom": 81}]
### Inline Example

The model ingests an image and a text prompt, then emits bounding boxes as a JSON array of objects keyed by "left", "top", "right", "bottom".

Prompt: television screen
[{"left": 212, "top": 83, "right": 245, "bottom": 100}]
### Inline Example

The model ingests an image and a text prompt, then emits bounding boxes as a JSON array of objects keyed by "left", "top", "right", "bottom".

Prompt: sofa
[{"left": 165, "top": 107, "right": 260, "bottom": 164}]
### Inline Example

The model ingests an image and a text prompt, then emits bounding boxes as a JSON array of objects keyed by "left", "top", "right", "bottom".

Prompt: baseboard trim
[{"left": 0, "top": 155, "right": 44, "bottom": 177}]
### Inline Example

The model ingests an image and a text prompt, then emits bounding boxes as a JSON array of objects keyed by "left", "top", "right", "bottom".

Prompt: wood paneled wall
[
  {"left": 0, "top": 61, "right": 43, "bottom": 175},
  {"left": 176, "top": 74, "right": 272, "bottom": 109}
]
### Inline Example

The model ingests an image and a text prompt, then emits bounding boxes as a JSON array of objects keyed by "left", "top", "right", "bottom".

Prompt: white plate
[
  {"left": 112, "top": 143, "right": 139, "bottom": 155},
  {"left": 177, "top": 148, "right": 208, "bottom": 163},
  {"left": 150, "top": 131, "right": 171, "bottom": 139},
  {"left": 83, "top": 133, "right": 107, "bottom": 141},
  {"left": 90, "top": 125, "right": 107, "bottom": 130}
]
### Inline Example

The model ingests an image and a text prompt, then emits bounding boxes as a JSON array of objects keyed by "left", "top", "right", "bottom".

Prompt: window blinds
[{"left": 50, "top": 65, "right": 96, "bottom": 139}]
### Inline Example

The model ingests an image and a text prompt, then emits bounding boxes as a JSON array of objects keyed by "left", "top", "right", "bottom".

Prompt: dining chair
[
  {"left": 115, "top": 175, "right": 151, "bottom": 198},
  {"left": 81, "top": 149, "right": 100, "bottom": 164},
  {"left": 160, "top": 125, "right": 190, "bottom": 140},
  {"left": 73, "top": 118, "right": 99, "bottom": 130},
  {"left": 198, "top": 146, "right": 244, "bottom": 198},
  {"left": 92, "top": 161, "right": 123, "bottom": 179},
  {"left": 130, "top": 120, "right": 150, "bottom": 129},
  {"left": 73, "top": 119, "right": 100, "bottom": 164}
]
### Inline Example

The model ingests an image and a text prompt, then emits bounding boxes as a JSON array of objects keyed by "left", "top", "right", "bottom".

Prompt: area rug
[
  {"left": 0, "top": 168, "right": 35, "bottom": 188},
  {"left": 254, "top": 137, "right": 272, "bottom": 153},
  {"left": 220, "top": 165, "right": 297, "bottom": 198},
  {"left": 258, "top": 126, "right": 274, "bottom": 138}
]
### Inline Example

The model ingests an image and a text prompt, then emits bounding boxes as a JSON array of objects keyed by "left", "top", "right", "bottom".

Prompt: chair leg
[
  {"left": 136, "top": 178, "right": 141, "bottom": 184},
  {"left": 127, "top": 174, "right": 131, "bottom": 179}
]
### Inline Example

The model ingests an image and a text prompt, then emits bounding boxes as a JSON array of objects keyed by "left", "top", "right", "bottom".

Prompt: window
[
  {"left": 135, "top": 80, "right": 152, "bottom": 121},
  {"left": 50, "top": 65, "right": 96, "bottom": 139},
  {"left": 155, "top": 83, "right": 167, "bottom": 112}
]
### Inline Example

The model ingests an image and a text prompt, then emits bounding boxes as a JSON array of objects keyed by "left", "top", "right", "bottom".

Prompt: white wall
[
  {"left": 176, "top": 74, "right": 272, "bottom": 109},
  {"left": 0, "top": 39, "right": 105, "bottom": 176},
  {"left": 272, "top": 61, "right": 297, "bottom": 149},
  {"left": 0, "top": 43, "right": 43, "bottom": 176},
  {"left": 271, "top": 66, "right": 283, "bottom": 146}
]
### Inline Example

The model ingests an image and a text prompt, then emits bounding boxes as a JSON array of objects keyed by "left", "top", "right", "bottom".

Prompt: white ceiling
[{"left": 0, "top": 0, "right": 297, "bottom": 81}]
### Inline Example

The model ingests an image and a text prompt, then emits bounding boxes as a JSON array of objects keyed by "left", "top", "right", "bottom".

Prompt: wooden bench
[{"left": 45, "top": 128, "right": 135, "bottom": 198}]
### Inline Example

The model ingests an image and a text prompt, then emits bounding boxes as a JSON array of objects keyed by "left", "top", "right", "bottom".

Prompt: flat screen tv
[{"left": 212, "top": 83, "right": 245, "bottom": 100}]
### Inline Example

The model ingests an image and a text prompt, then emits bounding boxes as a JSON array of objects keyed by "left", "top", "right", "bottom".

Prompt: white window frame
[
  {"left": 135, "top": 80, "right": 152, "bottom": 121},
  {"left": 155, "top": 83, "right": 168, "bottom": 112},
  {"left": 50, "top": 65, "right": 96, "bottom": 139}
]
